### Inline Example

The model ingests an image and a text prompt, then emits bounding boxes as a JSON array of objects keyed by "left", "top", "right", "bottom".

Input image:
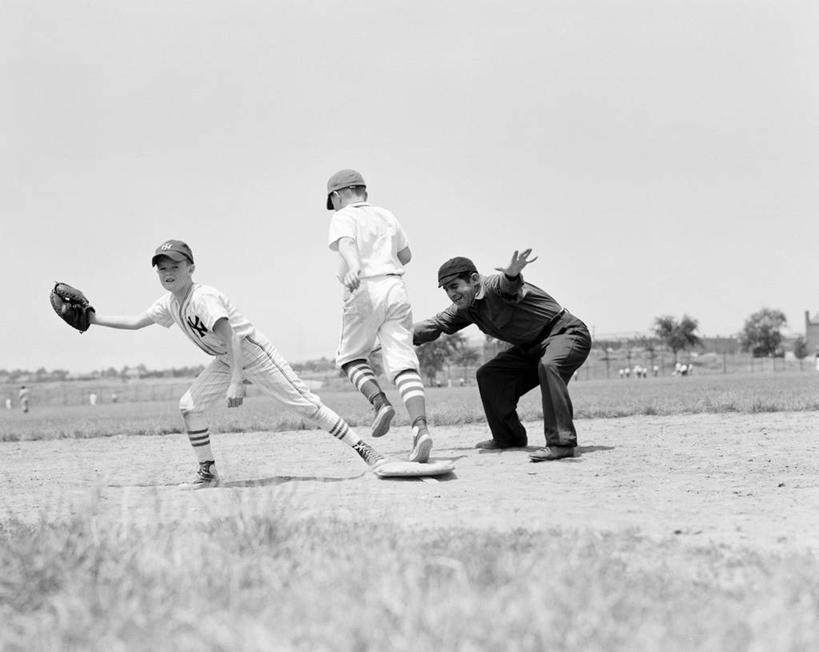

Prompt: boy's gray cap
[
  {"left": 151, "top": 239, "right": 194, "bottom": 266},
  {"left": 437, "top": 256, "right": 478, "bottom": 287},
  {"left": 326, "top": 169, "right": 366, "bottom": 210}
]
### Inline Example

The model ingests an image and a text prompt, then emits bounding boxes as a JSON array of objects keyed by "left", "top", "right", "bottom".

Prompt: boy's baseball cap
[
  {"left": 151, "top": 240, "right": 194, "bottom": 266},
  {"left": 437, "top": 256, "right": 478, "bottom": 286},
  {"left": 326, "top": 169, "right": 366, "bottom": 210}
]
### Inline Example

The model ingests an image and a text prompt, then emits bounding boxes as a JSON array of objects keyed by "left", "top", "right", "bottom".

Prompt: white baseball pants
[{"left": 335, "top": 275, "right": 419, "bottom": 381}]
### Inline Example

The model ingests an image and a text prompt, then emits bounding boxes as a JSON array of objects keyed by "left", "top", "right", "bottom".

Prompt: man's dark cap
[{"left": 437, "top": 256, "right": 478, "bottom": 287}]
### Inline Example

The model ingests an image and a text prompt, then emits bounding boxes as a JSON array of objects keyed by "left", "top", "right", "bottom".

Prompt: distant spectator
[
  {"left": 5, "top": 397, "right": 11, "bottom": 409},
  {"left": 19, "top": 386, "right": 29, "bottom": 413},
  {"left": 89, "top": 393, "right": 98, "bottom": 406},
  {"left": 653, "top": 365, "right": 659, "bottom": 377},
  {"left": 111, "top": 392, "right": 118, "bottom": 404}
]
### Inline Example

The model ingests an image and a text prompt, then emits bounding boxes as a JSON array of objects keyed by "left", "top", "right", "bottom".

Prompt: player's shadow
[
  {"left": 221, "top": 475, "right": 358, "bottom": 488},
  {"left": 577, "top": 445, "right": 615, "bottom": 455},
  {"left": 376, "top": 472, "right": 458, "bottom": 483},
  {"left": 106, "top": 475, "right": 359, "bottom": 489},
  {"left": 428, "top": 454, "right": 468, "bottom": 464}
]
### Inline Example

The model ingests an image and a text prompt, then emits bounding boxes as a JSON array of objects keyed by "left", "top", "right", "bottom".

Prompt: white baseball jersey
[
  {"left": 147, "top": 283, "right": 255, "bottom": 356},
  {"left": 328, "top": 202, "right": 409, "bottom": 279}
]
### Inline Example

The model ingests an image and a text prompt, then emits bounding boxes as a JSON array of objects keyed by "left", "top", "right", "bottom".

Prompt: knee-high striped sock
[
  {"left": 312, "top": 404, "right": 387, "bottom": 467},
  {"left": 342, "top": 359, "right": 387, "bottom": 405},
  {"left": 395, "top": 370, "right": 428, "bottom": 430},
  {"left": 187, "top": 428, "right": 214, "bottom": 463},
  {"left": 314, "top": 405, "right": 360, "bottom": 446}
]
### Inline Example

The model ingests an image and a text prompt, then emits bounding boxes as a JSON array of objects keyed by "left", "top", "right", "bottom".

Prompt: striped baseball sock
[
  {"left": 395, "top": 370, "right": 428, "bottom": 430},
  {"left": 318, "top": 407, "right": 386, "bottom": 466},
  {"left": 187, "top": 428, "right": 214, "bottom": 463},
  {"left": 314, "top": 405, "right": 361, "bottom": 446},
  {"left": 342, "top": 359, "right": 389, "bottom": 407}
]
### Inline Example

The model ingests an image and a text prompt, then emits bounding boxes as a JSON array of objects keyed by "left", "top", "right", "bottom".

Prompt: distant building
[{"left": 805, "top": 311, "right": 819, "bottom": 355}]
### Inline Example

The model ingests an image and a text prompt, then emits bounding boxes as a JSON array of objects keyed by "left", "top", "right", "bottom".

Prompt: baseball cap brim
[
  {"left": 438, "top": 273, "right": 462, "bottom": 287},
  {"left": 151, "top": 251, "right": 191, "bottom": 266}
]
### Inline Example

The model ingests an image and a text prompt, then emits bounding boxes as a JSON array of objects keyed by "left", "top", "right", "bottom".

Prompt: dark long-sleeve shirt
[{"left": 414, "top": 273, "right": 565, "bottom": 348}]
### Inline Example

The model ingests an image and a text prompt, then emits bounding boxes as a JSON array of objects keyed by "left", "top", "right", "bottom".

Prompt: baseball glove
[{"left": 50, "top": 282, "right": 95, "bottom": 333}]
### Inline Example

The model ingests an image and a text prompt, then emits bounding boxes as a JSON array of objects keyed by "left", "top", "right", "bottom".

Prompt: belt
[{"left": 533, "top": 308, "right": 567, "bottom": 343}]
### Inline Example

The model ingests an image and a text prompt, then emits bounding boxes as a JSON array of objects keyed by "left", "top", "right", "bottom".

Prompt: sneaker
[
  {"left": 352, "top": 440, "right": 387, "bottom": 467},
  {"left": 408, "top": 428, "right": 433, "bottom": 463},
  {"left": 179, "top": 461, "right": 220, "bottom": 489},
  {"left": 371, "top": 403, "right": 395, "bottom": 438}
]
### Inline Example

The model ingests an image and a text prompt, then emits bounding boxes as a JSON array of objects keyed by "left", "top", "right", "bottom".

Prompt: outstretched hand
[{"left": 495, "top": 248, "right": 538, "bottom": 277}]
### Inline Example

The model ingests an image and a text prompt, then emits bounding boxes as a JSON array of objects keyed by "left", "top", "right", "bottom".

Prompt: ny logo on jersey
[{"left": 187, "top": 315, "right": 207, "bottom": 337}]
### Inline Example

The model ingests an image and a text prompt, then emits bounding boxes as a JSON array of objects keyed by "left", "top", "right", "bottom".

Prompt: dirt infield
[{"left": 2, "top": 411, "right": 818, "bottom": 554}]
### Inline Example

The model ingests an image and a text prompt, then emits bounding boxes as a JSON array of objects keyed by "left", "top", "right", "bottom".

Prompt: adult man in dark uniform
[{"left": 414, "top": 249, "right": 591, "bottom": 461}]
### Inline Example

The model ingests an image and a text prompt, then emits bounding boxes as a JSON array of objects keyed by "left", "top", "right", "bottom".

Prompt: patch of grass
[
  {"left": 2, "top": 501, "right": 818, "bottom": 651},
  {"left": 2, "top": 371, "right": 818, "bottom": 442}
]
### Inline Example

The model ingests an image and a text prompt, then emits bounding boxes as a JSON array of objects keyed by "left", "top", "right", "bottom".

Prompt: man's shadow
[{"left": 472, "top": 444, "right": 615, "bottom": 456}]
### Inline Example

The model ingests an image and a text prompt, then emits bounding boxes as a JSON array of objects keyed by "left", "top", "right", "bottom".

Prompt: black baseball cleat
[
  {"left": 352, "top": 440, "right": 388, "bottom": 468},
  {"left": 178, "top": 461, "right": 220, "bottom": 489}
]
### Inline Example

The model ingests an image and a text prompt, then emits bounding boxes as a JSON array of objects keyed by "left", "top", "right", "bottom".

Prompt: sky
[{"left": 2, "top": 0, "right": 818, "bottom": 373}]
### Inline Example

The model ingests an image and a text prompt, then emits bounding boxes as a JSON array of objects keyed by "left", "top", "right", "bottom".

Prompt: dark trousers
[{"left": 476, "top": 313, "right": 591, "bottom": 448}]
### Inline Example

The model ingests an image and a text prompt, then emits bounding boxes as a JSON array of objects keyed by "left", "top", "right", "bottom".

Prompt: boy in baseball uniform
[
  {"left": 326, "top": 169, "right": 433, "bottom": 463},
  {"left": 89, "top": 239, "right": 388, "bottom": 487}
]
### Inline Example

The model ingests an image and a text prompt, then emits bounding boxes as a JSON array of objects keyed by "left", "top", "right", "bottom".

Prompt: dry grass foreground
[{"left": 2, "top": 411, "right": 818, "bottom": 553}]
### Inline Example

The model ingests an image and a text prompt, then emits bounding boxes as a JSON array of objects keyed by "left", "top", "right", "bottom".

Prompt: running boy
[
  {"left": 325, "top": 169, "right": 433, "bottom": 463},
  {"left": 89, "top": 239, "right": 388, "bottom": 487}
]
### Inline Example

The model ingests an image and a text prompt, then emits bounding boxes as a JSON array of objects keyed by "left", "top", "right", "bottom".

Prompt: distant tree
[
  {"left": 51, "top": 369, "right": 70, "bottom": 381},
  {"left": 740, "top": 308, "right": 787, "bottom": 357},
  {"left": 416, "top": 333, "right": 466, "bottom": 384},
  {"left": 652, "top": 315, "right": 701, "bottom": 363},
  {"left": 451, "top": 343, "right": 480, "bottom": 381}
]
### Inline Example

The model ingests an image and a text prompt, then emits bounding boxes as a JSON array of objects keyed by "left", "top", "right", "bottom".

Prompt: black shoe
[
  {"left": 179, "top": 461, "right": 220, "bottom": 489},
  {"left": 352, "top": 440, "right": 388, "bottom": 467},
  {"left": 529, "top": 446, "right": 576, "bottom": 462},
  {"left": 475, "top": 439, "right": 526, "bottom": 450}
]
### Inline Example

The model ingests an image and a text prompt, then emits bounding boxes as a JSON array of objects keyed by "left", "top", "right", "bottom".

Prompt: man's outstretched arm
[{"left": 413, "top": 306, "right": 472, "bottom": 345}]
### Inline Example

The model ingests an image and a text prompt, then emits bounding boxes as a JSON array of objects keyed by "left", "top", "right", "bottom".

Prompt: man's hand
[
  {"left": 495, "top": 248, "right": 538, "bottom": 277},
  {"left": 341, "top": 267, "right": 361, "bottom": 292},
  {"left": 227, "top": 381, "right": 245, "bottom": 408}
]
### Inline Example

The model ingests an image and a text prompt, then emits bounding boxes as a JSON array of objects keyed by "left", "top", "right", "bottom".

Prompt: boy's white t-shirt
[{"left": 328, "top": 202, "right": 409, "bottom": 279}]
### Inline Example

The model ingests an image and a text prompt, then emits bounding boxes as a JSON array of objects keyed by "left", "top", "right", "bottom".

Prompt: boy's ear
[{"left": 189, "top": 263, "right": 195, "bottom": 274}]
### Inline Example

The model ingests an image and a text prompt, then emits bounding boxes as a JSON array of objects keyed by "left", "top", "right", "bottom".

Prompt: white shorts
[{"left": 336, "top": 275, "right": 419, "bottom": 381}]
